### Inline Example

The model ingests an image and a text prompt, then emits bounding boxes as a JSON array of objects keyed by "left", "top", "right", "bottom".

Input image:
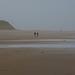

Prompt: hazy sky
[{"left": 0, "top": 0, "right": 75, "bottom": 30}]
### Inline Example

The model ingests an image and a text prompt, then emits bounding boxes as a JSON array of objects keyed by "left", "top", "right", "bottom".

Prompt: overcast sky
[{"left": 0, "top": 0, "right": 75, "bottom": 30}]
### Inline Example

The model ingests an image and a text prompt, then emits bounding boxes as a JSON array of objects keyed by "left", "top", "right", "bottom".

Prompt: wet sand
[
  {"left": 0, "top": 48, "right": 75, "bottom": 75},
  {"left": 0, "top": 30, "right": 75, "bottom": 75}
]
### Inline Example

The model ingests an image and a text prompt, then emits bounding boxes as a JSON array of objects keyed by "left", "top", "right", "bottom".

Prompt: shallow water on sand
[
  {"left": 0, "top": 39, "right": 75, "bottom": 48},
  {"left": 0, "top": 43, "right": 75, "bottom": 48}
]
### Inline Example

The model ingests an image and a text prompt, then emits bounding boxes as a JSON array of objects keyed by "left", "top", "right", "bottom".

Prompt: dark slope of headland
[{"left": 0, "top": 20, "right": 15, "bottom": 30}]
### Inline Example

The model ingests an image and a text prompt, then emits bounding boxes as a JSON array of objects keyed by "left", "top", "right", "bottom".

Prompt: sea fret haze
[{"left": 0, "top": 0, "right": 75, "bottom": 30}]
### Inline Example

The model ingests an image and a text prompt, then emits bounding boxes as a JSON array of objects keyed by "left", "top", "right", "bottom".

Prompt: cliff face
[{"left": 0, "top": 20, "right": 15, "bottom": 30}]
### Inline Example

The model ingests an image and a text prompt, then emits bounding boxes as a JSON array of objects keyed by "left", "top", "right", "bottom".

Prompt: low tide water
[
  {"left": 0, "top": 44, "right": 75, "bottom": 48},
  {"left": 0, "top": 39, "right": 75, "bottom": 48}
]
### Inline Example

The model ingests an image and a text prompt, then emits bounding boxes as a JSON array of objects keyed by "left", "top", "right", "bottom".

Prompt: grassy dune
[{"left": 0, "top": 20, "right": 15, "bottom": 29}]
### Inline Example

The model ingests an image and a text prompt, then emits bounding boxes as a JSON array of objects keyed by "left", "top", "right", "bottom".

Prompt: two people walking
[{"left": 34, "top": 32, "right": 39, "bottom": 37}]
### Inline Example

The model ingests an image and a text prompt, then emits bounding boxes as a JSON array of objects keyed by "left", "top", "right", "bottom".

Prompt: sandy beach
[
  {"left": 0, "top": 30, "right": 75, "bottom": 75},
  {"left": 0, "top": 30, "right": 75, "bottom": 40},
  {"left": 0, "top": 48, "right": 75, "bottom": 75}
]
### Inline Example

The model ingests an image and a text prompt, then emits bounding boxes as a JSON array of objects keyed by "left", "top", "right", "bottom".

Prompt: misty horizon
[{"left": 0, "top": 0, "right": 75, "bottom": 31}]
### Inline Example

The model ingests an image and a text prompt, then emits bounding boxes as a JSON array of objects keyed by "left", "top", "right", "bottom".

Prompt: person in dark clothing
[{"left": 34, "top": 32, "right": 36, "bottom": 37}]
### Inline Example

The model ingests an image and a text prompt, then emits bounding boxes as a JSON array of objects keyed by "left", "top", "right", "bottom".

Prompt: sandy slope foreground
[
  {"left": 0, "top": 48, "right": 75, "bottom": 75},
  {"left": 0, "top": 30, "right": 75, "bottom": 75}
]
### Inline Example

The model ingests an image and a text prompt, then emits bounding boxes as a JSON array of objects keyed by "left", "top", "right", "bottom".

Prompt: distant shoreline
[{"left": 0, "top": 30, "right": 75, "bottom": 40}]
